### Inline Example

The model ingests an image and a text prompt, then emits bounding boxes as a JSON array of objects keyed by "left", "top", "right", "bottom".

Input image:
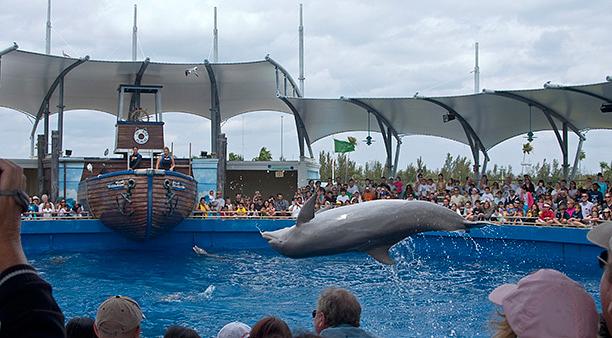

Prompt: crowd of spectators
[
  {"left": 194, "top": 172, "right": 612, "bottom": 227},
  {"left": 22, "top": 194, "right": 86, "bottom": 219}
]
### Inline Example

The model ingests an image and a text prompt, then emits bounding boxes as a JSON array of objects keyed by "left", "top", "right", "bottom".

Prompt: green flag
[{"left": 334, "top": 139, "right": 355, "bottom": 153}]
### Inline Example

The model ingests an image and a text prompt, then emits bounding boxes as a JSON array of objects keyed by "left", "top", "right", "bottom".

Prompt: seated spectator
[
  {"left": 604, "top": 208, "right": 612, "bottom": 221},
  {"left": 536, "top": 203, "right": 558, "bottom": 226},
  {"left": 525, "top": 203, "right": 539, "bottom": 219},
  {"left": 250, "top": 316, "right": 291, "bottom": 338},
  {"left": 56, "top": 199, "right": 70, "bottom": 216},
  {"left": 164, "top": 325, "right": 200, "bottom": 338},
  {"left": 288, "top": 198, "right": 302, "bottom": 218},
  {"left": 28, "top": 195, "right": 40, "bottom": 215},
  {"left": 66, "top": 317, "right": 96, "bottom": 338},
  {"left": 262, "top": 200, "right": 276, "bottom": 216},
  {"left": 469, "top": 188, "right": 481, "bottom": 204},
  {"left": 585, "top": 209, "right": 602, "bottom": 226},
  {"left": 38, "top": 193, "right": 55, "bottom": 211},
  {"left": 362, "top": 187, "right": 376, "bottom": 201},
  {"left": 41, "top": 201, "right": 55, "bottom": 219},
  {"left": 196, "top": 197, "right": 210, "bottom": 214},
  {"left": 313, "top": 287, "right": 376, "bottom": 338},
  {"left": 449, "top": 188, "right": 467, "bottom": 207},
  {"left": 350, "top": 191, "right": 362, "bottom": 204},
  {"left": 590, "top": 183, "right": 604, "bottom": 204},
  {"left": 580, "top": 192, "right": 594, "bottom": 218},
  {"left": 216, "top": 321, "right": 251, "bottom": 338},
  {"left": 481, "top": 186, "right": 494, "bottom": 203},
  {"left": 274, "top": 193, "right": 289, "bottom": 213},
  {"left": 505, "top": 189, "right": 520, "bottom": 207},
  {"left": 488, "top": 269, "right": 597, "bottom": 338},
  {"left": 71, "top": 203, "right": 84, "bottom": 217},
  {"left": 94, "top": 295, "right": 144, "bottom": 338},
  {"left": 235, "top": 202, "right": 247, "bottom": 216},
  {"left": 204, "top": 190, "right": 215, "bottom": 205},
  {"left": 336, "top": 189, "right": 350, "bottom": 204},
  {"left": 347, "top": 179, "right": 360, "bottom": 196}
]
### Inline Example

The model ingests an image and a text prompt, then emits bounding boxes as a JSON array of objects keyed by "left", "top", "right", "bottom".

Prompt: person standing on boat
[
  {"left": 156, "top": 147, "right": 175, "bottom": 171},
  {"left": 129, "top": 147, "right": 142, "bottom": 170}
]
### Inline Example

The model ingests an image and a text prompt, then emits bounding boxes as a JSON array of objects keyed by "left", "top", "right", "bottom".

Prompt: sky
[{"left": 0, "top": 0, "right": 611, "bottom": 174}]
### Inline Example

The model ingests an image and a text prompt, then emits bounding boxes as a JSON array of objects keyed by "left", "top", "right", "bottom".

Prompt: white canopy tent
[
  {"left": 0, "top": 48, "right": 299, "bottom": 156},
  {"left": 1, "top": 45, "right": 612, "bottom": 178},
  {"left": 285, "top": 81, "right": 612, "bottom": 177}
]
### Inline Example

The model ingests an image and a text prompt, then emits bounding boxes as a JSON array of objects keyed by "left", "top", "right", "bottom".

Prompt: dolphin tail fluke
[{"left": 367, "top": 245, "right": 395, "bottom": 265}]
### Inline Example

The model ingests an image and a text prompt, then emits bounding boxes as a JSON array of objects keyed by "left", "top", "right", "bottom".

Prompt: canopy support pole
[
  {"left": 278, "top": 97, "right": 314, "bottom": 158},
  {"left": 267, "top": 56, "right": 313, "bottom": 158},
  {"left": 204, "top": 60, "right": 221, "bottom": 156},
  {"left": 393, "top": 139, "right": 402, "bottom": 177},
  {"left": 484, "top": 90, "right": 585, "bottom": 181},
  {"left": 570, "top": 132, "right": 586, "bottom": 179},
  {"left": 30, "top": 56, "right": 89, "bottom": 157},
  {"left": 128, "top": 57, "right": 150, "bottom": 115},
  {"left": 416, "top": 97, "right": 489, "bottom": 180},
  {"left": 341, "top": 98, "right": 402, "bottom": 177},
  {"left": 57, "top": 77, "right": 64, "bottom": 153},
  {"left": 43, "top": 102, "right": 49, "bottom": 156}
]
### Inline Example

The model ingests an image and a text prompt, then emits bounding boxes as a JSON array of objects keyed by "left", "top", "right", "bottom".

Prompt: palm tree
[{"left": 252, "top": 147, "right": 272, "bottom": 161}]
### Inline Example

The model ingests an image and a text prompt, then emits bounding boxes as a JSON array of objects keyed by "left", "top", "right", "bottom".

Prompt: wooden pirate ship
[{"left": 78, "top": 85, "right": 197, "bottom": 240}]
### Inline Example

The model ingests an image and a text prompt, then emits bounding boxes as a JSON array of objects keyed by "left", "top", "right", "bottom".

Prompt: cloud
[{"left": 1, "top": 0, "right": 611, "bottom": 174}]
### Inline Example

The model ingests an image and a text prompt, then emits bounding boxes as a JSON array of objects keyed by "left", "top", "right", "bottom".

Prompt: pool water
[{"left": 31, "top": 238, "right": 601, "bottom": 338}]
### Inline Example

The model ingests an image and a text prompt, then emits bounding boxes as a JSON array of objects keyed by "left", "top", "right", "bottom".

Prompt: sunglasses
[{"left": 312, "top": 310, "right": 317, "bottom": 318}]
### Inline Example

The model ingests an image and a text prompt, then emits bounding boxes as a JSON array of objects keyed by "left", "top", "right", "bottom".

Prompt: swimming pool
[{"left": 31, "top": 235, "right": 601, "bottom": 337}]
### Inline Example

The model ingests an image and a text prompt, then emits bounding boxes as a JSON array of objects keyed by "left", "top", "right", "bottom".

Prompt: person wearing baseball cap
[
  {"left": 587, "top": 221, "right": 612, "bottom": 336},
  {"left": 94, "top": 295, "right": 144, "bottom": 338},
  {"left": 488, "top": 269, "right": 598, "bottom": 338}
]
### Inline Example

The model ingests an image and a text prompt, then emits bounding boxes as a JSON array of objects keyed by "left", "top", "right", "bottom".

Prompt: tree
[
  {"left": 228, "top": 152, "right": 244, "bottom": 161},
  {"left": 252, "top": 147, "right": 272, "bottom": 161}
]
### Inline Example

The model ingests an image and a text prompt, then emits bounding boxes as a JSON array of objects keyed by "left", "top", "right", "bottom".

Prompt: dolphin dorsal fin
[
  {"left": 297, "top": 193, "right": 317, "bottom": 226},
  {"left": 367, "top": 245, "right": 395, "bottom": 265}
]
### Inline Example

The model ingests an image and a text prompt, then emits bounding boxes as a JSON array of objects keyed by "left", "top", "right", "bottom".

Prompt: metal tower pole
[
  {"left": 298, "top": 4, "right": 305, "bottom": 95},
  {"left": 45, "top": 0, "right": 51, "bottom": 54},
  {"left": 132, "top": 4, "right": 137, "bottom": 61},
  {"left": 213, "top": 7, "right": 218, "bottom": 62},
  {"left": 280, "top": 115, "right": 284, "bottom": 160},
  {"left": 474, "top": 42, "right": 480, "bottom": 93}
]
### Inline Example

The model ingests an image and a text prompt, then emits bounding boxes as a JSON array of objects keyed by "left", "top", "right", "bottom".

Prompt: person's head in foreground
[
  {"left": 94, "top": 295, "right": 144, "bottom": 338},
  {"left": 164, "top": 325, "right": 201, "bottom": 338},
  {"left": 587, "top": 221, "right": 612, "bottom": 335},
  {"left": 216, "top": 321, "right": 251, "bottom": 338},
  {"left": 249, "top": 316, "right": 291, "bottom": 338},
  {"left": 313, "top": 287, "right": 376, "bottom": 337},
  {"left": 66, "top": 317, "right": 96, "bottom": 338},
  {"left": 488, "top": 269, "right": 597, "bottom": 338}
]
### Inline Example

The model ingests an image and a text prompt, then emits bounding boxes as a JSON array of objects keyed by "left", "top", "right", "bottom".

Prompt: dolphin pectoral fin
[
  {"left": 297, "top": 193, "right": 317, "bottom": 226},
  {"left": 367, "top": 245, "right": 395, "bottom": 265}
]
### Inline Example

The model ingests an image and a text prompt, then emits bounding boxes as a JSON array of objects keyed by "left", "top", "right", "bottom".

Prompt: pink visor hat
[{"left": 488, "top": 269, "right": 598, "bottom": 338}]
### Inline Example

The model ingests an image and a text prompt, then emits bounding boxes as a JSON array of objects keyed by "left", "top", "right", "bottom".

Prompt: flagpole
[
  {"left": 331, "top": 157, "right": 335, "bottom": 183},
  {"left": 345, "top": 152, "right": 349, "bottom": 183}
]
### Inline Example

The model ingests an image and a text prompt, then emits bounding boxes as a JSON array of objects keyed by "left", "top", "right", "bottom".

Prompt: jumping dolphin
[{"left": 261, "top": 195, "right": 488, "bottom": 265}]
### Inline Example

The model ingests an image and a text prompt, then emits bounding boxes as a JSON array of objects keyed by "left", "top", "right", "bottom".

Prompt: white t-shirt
[
  {"left": 347, "top": 184, "right": 360, "bottom": 195},
  {"left": 481, "top": 192, "right": 494, "bottom": 202},
  {"left": 337, "top": 194, "right": 350, "bottom": 203}
]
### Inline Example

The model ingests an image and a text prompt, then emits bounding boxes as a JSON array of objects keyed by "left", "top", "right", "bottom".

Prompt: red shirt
[{"left": 539, "top": 209, "right": 555, "bottom": 220}]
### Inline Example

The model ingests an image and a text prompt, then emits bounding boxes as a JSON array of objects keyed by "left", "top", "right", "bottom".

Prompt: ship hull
[{"left": 78, "top": 169, "right": 197, "bottom": 241}]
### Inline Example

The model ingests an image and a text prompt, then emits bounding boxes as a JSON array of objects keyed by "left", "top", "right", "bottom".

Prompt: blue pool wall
[{"left": 21, "top": 219, "right": 602, "bottom": 269}]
